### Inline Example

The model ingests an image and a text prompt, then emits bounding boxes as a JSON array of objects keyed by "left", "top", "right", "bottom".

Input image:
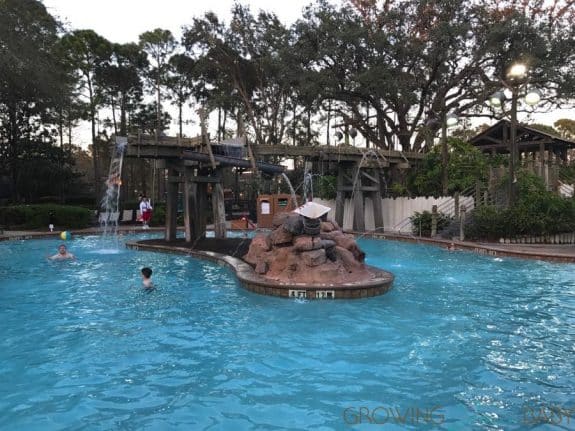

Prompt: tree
[
  {"left": 295, "top": 0, "right": 575, "bottom": 153},
  {"left": 409, "top": 138, "right": 489, "bottom": 196},
  {"left": 139, "top": 29, "right": 177, "bottom": 139},
  {"left": 554, "top": 119, "right": 575, "bottom": 139},
  {"left": 183, "top": 6, "right": 302, "bottom": 146},
  {"left": 61, "top": 29, "right": 112, "bottom": 201},
  {"left": 0, "top": 0, "right": 78, "bottom": 201},
  {"left": 166, "top": 53, "right": 196, "bottom": 137},
  {"left": 95, "top": 43, "right": 148, "bottom": 136}
]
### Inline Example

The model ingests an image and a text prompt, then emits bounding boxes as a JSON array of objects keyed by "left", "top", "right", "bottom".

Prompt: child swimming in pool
[{"left": 141, "top": 267, "right": 154, "bottom": 291}]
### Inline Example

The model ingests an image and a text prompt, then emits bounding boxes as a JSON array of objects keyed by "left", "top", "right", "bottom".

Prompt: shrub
[
  {"left": 0, "top": 204, "right": 92, "bottom": 229},
  {"left": 316, "top": 175, "right": 337, "bottom": 200},
  {"left": 150, "top": 203, "right": 165, "bottom": 226},
  {"left": 410, "top": 210, "right": 452, "bottom": 237},
  {"left": 465, "top": 172, "right": 575, "bottom": 240}
]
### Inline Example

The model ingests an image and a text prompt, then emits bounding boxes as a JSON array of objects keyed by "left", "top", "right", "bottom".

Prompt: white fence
[{"left": 314, "top": 196, "right": 474, "bottom": 232}]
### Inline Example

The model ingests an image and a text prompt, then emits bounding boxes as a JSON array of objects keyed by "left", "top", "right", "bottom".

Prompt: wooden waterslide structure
[{"left": 123, "top": 131, "right": 425, "bottom": 238}]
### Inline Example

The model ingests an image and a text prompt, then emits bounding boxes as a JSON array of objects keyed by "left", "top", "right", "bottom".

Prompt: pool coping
[
  {"left": 125, "top": 240, "right": 395, "bottom": 300},
  {"left": 354, "top": 231, "right": 575, "bottom": 264},
  {"left": 3, "top": 227, "right": 574, "bottom": 264}
]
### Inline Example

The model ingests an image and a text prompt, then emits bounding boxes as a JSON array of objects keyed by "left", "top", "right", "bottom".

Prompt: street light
[
  {"left": 489, "top": 91, "right": 505, "bottom": 107},
  {"left": 446, "top": 113, "right": 459, "bottom": 127},
  {"left": 507, "top": 63, "right": 528, "bottom": 80},
  {"left": 525, "top": 88, "right": 542, "bottom": 106},
  {"left": 487, "top": 62, "right": 541, "bottom": 206}
]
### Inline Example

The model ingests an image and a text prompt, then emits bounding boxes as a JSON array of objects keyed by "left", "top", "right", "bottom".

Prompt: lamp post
[
  {"left": 441, "top": 110, "right": 459, "bottom": 195},
  {"left": 488, "top": 63, "right": 541, "bottom": 206}
]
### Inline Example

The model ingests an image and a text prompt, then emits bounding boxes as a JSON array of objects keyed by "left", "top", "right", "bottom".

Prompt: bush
[
  {"left": 0, "top": 204, "right": 92, "bottom": 229},
  {"left": 150, "top": 203, "right": 165, "bottom": 226},
  {"left": 410, "top": 210, "right": 452, "bottom": 236},
  {"left": 465, "top": 172, "right": 575, "bottom": 240},
  {"left": 316, "top": 175, "right": 337, "bottom": 200}
]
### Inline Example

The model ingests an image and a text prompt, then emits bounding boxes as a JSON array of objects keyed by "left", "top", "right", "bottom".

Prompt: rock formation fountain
[{"left": 242, "top": 201, "right": 394, "bottom": 299}]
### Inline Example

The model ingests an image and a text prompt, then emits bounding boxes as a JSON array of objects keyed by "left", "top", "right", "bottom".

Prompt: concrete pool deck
[
  {"left": 357, "top": 232, "right": 575, "bottom": 263},
  {"left": 2, "top": 227, "right": 575, "bottom": 263}
]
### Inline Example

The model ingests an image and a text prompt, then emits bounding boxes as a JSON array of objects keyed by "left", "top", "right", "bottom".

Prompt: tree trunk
[
  {"left": 88, "top": 77, "right": 101, "bottom": 204},
  {"left": 119, "top": 94, "right": 127, "bottom": 136},
  {"left": 178, "top": 101, "right": 183, "bottom": 137},
  {"left": 217, "top": 106, "right": 222, "bottom": 142},
  {"left": 111, "top": 96, "right": 118, "bottom": 135}
]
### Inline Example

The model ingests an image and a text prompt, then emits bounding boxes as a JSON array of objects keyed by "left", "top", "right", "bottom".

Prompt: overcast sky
[
  {"left": 42, "top": 0, "right": 574, "bottom": 149},
  {"left": 43, "top": 0, "right": 314, "bottom": 43}
]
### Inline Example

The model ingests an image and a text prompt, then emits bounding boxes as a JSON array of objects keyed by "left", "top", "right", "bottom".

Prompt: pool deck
[
  {"left": 357, "top": 232, "right": 575, "bottom": 263},
  {"left": 2, "top": 227, "right": 575, "bottom": 263}
]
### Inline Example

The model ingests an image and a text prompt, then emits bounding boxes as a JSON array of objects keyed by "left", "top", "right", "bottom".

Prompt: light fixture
[
  {"left": 349, "top": 128, "right": 358, "bottom": 139},
  {"left": 507, "top": 63, "right": 527, "bottom": 80},
  {"left": 446, "top": 113, "right": 459, "bottom": 127},
  {"left": 335, "top": 131, "right": 343, "bottom": 141},
  {"left": 489, "top": 91, "right": 505, "bottom": 107},
  {"left": 525, "top": 88, "right": 542, "bottom": 106}
]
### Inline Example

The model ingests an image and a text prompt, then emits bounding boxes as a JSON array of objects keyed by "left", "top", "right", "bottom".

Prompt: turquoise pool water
[{"left": 1, "top": 235, "right": 574, "bottom": 430}]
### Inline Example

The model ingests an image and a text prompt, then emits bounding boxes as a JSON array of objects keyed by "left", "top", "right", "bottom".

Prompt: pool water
[{"left": 1, "top": 235, "right": 574, "bottom": 430}]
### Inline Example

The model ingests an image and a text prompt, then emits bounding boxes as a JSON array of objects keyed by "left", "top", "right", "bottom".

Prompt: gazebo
[{"left": 470, "top": 119, "right": 575, "bottom": 163}]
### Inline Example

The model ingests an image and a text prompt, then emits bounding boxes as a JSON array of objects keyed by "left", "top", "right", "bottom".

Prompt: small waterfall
[
  {"left": 281, "top": 172, "right": 298, "bottom": 208},
  {"left": 100, "top": 136, "right": 127, "bottom": 238}
]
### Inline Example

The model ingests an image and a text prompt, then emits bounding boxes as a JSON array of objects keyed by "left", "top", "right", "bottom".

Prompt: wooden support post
[
  {"left": 185, "top": 179, "right": 208, "bottom": 244},
  {"left": 431, "top": 205, "right": 438, "bottom": 237},
  {"left": 371, "top": 170, "right": 384, "bottom": 232},
  {"left": 335, "top": 168, "right": 345, "bottom": 227},
  {"left": 454, "top": 192, "right": 460, "bottom": 218},
  {"left": 475, "top": 181, "right": 481, "bottom": 208},
  {"left": 459, "top": 205, "right": 466, "bottom": 241},
  {"left": 353, "top": 166, "right": 365, "bottom": 232},
  {"left": 183, "top": 167, "right": 194, "bottom": 243},
  {"left": 539, "top": 142, "right": 545, "bottom": 178},
  {"left": 212, "top": 176, "right": 227, "bottom": 239},
  {"left": 165, "top": 167, "right": 178, "bottom": 242},
  {"left": 196, "top": 182, "right": 208, "bottom": 240}
]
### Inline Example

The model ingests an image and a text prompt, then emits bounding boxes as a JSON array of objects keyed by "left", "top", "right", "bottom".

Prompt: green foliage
[
  {"left": 409, "top": 138, "right": 488, "bottom": 196},
  {"left": 410, "top": 211, "right": 452, "bottom": 237},
  {"left": 0, "top": 204, "right": 92, "bottom": 229},
  {"left": 316, "top": 175, "right": 337, "bottom": 200},
  {"left": 149, "top": 203, "right": 165, "bottom": 226},
  {"left": 389, "top": 183, "right": 410, "bottom": 198},
  {"left": 554, "top": 119, "right": 575, "bottom": 139},
  {"left": 466, "top": 172, "right": 575, "bottom": 240},
  {"left": 527, "top": 123, "right": 560, "bottom": 137}
]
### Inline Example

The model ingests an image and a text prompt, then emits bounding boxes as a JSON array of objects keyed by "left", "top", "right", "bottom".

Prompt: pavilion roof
[{"left": 469, "top": 119, "right": 575, "bottom": 154}]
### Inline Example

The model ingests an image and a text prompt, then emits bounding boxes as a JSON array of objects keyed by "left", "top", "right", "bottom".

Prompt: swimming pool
[{"left": 1, "top": 235, "right": 574, "bottom": 430}]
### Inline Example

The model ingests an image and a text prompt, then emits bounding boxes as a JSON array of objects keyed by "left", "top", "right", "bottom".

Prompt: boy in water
[
  {"left": 141, "top": 267, "right": 154, "bottom": 290},
  {"left": 49, "top": 244, "right": 75, "bottom": 260}
]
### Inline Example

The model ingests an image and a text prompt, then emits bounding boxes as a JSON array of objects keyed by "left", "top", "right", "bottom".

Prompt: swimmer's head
[
  {"left": 141, "top": 267, "right": 152, "bottom": 279},
  {"left": 58, "top": 244, "right": 67, "bottom": 255}
]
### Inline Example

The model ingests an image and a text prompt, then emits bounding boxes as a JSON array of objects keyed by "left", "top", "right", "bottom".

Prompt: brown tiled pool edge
[
  {"left": 354, "top": 232, "right": 575, "bottom": 264},
  {"left": 125, "top": 241, "right": 394, "bottom": 300}
]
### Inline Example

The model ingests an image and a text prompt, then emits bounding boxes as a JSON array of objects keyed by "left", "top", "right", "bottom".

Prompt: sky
[
  {"left": 42, "top": 0, "right": 318, "bottom": 148},
  {"left": 41, "top": 0, "right": 574, "bottom": 149},
  {"left": 43, "top": 0, "right": 314, "bottom": 43}
]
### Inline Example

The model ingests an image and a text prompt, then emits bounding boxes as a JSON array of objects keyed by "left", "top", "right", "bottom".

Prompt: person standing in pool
[
  {"left": 49, "top": 244, "right": 75, "bottom": 260},
  {"left": 139, "top": 196, "right": 153, "bottom": 229}
]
